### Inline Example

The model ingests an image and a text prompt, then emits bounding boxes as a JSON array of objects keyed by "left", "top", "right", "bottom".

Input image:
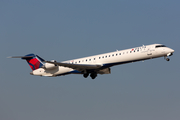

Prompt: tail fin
[
  {"left": 23, "top": 54, "right": 45, "bottom": 70},
  {"left": 9, "top": 54, "right": 45, "bottom": 70}
]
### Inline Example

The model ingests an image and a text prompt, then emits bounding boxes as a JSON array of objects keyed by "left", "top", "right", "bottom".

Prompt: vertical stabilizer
[{"left": 22, "top": 54, "right": 45, "bottom": 70}]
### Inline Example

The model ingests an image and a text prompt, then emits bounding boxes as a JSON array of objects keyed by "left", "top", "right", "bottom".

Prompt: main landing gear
[
  {"left": 90, "top": 72, "right": 97, "bottom": 79},
  {"left": 83, "top": 72, "right": 97, "bottom": 79},
  {"left": 83, "top": 73, "right": 89, "bottom": 78}
]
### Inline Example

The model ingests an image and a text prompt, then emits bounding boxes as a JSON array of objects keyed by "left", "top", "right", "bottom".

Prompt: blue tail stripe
[{"left": 28, "top": 62, "right": 35, "bottom": 70}]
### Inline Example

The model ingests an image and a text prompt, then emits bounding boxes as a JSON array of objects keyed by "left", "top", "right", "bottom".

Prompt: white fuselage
[{"left": 31, "top": 44, "right": 174, "bottom": 77}]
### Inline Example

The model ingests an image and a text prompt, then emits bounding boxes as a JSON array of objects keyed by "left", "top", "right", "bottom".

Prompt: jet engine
[{"left": 42, "top": 60, "right": 57, "bottom": 70}]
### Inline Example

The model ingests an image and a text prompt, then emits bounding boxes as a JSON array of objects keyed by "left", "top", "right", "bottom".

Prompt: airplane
[{"left": 9, "top": 44, "right": 174, "bottom": 79}]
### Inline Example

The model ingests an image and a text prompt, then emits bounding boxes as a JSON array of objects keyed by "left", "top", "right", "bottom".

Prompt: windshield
[{"left": 155, "top": 45, "right": 166, "bottom": 48}]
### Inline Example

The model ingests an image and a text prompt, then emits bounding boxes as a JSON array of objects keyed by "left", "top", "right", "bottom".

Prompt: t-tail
[{"left": 9, "top": 54, "right": 45, "bottom": 70}]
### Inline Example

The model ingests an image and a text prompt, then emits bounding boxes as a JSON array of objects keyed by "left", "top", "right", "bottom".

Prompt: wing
[{"left": 44, "top": 61, "right": 103, "bottom": 71}]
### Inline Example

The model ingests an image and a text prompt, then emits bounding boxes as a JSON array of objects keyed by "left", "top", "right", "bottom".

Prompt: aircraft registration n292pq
[{"left": 10, "top": 44, "right": 174, "bottom": 79}]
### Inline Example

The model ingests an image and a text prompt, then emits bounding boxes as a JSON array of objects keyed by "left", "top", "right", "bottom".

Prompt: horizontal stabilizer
[
  {"left": 8, "top": 56, "right": 33, "bottom": 59},
  {"left": 8, "top": 54, "right": 45, "bottom": 70},
  {"left": 8, "top": 56, "right": 34, "bottom": 59}
]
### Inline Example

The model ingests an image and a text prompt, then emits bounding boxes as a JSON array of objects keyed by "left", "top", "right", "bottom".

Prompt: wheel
[
  {"left": 166, "top": 58, "right": 170, "bottom": 61},
  {"left": 90, "top": 73, "right": 97, "bottom": 79},
  {"left": 83, "top": 73, "right": 89, "bottom": 78}
]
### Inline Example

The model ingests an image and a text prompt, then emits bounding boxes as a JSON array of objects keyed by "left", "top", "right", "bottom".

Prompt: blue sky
[{"left": 0, "top": 0, "right": 180, "bottom": 120}]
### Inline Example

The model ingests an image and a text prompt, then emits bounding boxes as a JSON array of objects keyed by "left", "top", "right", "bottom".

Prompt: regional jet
[{"left": 10, "top": 44, "right": 174, "bottom": 79}]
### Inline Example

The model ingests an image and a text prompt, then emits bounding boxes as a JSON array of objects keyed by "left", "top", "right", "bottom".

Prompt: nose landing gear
[
  {"left": 164, "top": 56, "right": 170, "bottom": 61},
  {"left": 165, "top": 52, "right": 173, "bottom": 61},
  {"left": 166, "top": 58, "right": 170, "bottom": 61}
]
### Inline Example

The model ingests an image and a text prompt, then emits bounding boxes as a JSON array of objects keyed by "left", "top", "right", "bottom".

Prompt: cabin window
[
  {"left": 116, "top": 54, "right": 118, "bottom": 56},
  {"left": 112, "top": 54, "right": 114, "bottom": 56},
  {"left": 99, "top": 57, "right": 101, "bottom": 59},
  {"left": 106, "top": 56, "right": 107, "bottom": 58},
  {"left": 109, "top": 55, "right": 111, "bottom": 57},
  {"left": 119, "top": 53, "right": 121, "bottom": 55},
  {"left": 94, "top": 58, "right": 96, "bottom": 60}
]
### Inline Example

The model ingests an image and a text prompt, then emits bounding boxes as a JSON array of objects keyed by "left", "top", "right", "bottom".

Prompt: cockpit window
[{"left": 155, "top": 45, "right": 166, "bottom": 48}]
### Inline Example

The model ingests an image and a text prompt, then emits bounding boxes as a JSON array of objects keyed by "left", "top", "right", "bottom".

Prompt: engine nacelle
[
  {"left": 42, "top": 62, "right": 57, "bottom": 70},
  {"left": 97, "top": 68, "right": 111, "bottom": 74}
]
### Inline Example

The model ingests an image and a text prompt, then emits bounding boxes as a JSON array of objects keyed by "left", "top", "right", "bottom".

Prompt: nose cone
[
  {"left": 30, "top": 71, "right": 34, "bottom": 75},
  {"left": 170, "top": 48, "right": 175, "bottom": 53}
]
